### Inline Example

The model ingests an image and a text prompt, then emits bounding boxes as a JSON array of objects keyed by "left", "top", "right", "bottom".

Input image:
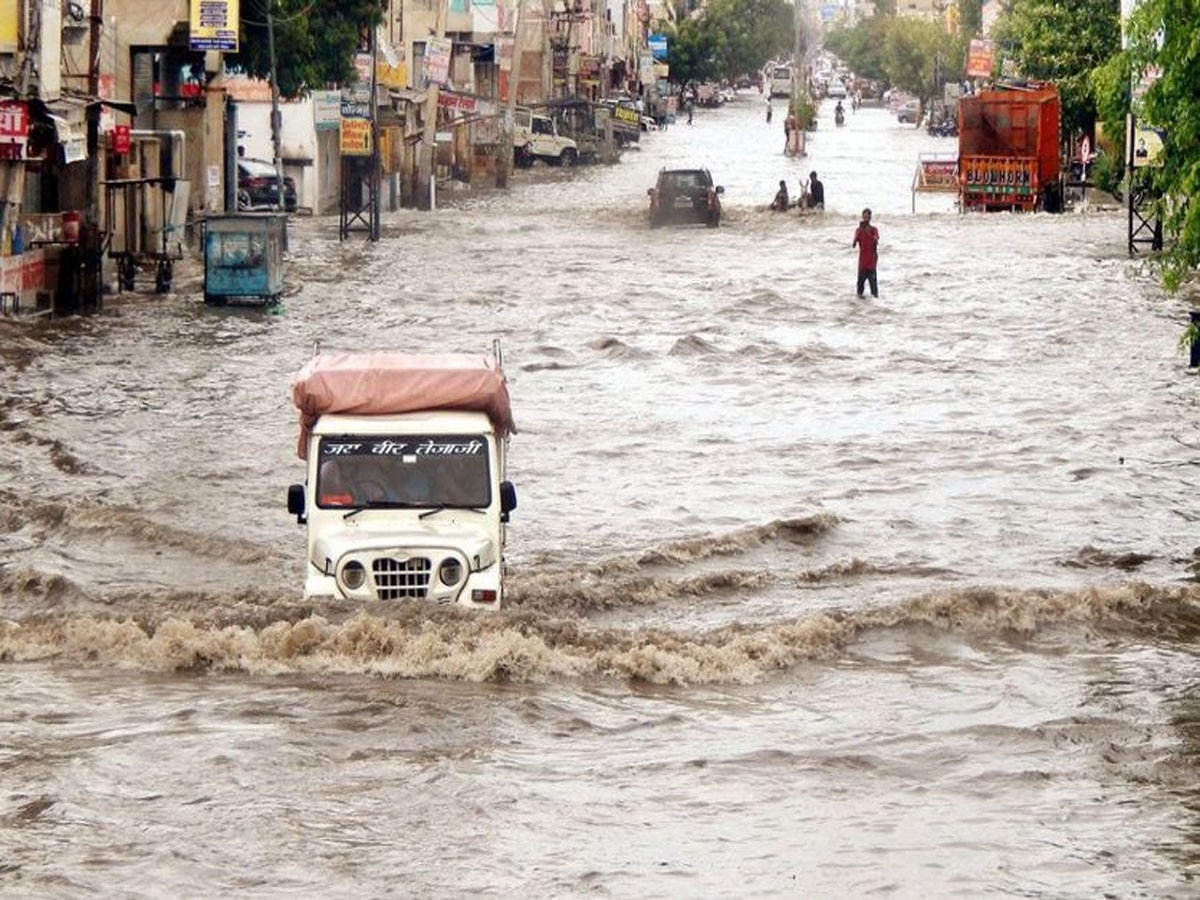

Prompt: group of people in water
[
  {"left": 765, "top": 177, "right": 880, "bottom": 298},
  {"left": 770, "top": 171, "right": 825, "bottom": 212}
]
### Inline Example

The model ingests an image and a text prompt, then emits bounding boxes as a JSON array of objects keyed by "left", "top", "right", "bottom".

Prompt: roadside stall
[{"left": 202, "top": 212, "right": 287, "bottom": 306}]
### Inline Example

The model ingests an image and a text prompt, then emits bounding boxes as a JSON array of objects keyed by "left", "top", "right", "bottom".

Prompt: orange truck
[{"left": 958, "top": 84, "right": 1061, "bottom": 212}]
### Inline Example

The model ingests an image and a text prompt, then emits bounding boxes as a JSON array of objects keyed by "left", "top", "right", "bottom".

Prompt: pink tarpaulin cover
[{"left": 292, "top": 353, "right": 516, "bottom": 459}]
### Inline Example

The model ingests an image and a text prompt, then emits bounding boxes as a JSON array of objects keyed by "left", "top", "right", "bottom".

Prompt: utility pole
[
  {"left": 369, "top": 22, "right": 380, "bottom": 240},
  {"left": 266, "top": 0, "right": 285, "bottom": 215},
  {"left": 417, "top": 1, "right": 448, "bottom": 210},
  {"left": 496, "top": 0, "right": 524, "bottom": 189},
  {"left": 83, "top": 0, "right": 105, "bottom": 312}
]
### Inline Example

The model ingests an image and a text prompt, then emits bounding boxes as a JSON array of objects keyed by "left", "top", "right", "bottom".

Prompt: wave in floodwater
[{"left": 3, "top": 507, "right": 1197, "bottom": 685}]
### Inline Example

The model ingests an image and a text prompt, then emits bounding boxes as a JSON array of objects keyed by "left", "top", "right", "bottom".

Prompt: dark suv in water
[
  {"left": 647, "top": 168, "right": 724, "bottom": 228},
  {"left": 237, "top": 157, "right": 298, "bottom": 212}
]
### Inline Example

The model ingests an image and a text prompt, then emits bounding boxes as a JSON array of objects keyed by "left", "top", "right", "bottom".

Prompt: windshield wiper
[{"left": 419, "top": 505, "right": 487, "bottom": 520}]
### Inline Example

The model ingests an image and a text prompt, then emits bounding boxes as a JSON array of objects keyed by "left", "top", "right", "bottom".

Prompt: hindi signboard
[
  {"left": 313, "top": 90, "right": 341, "bottom": 131},
  {"left": 966, "top": 39, "right": 994, "bottom": 78},
  {"left": 190, "top": 0, "right": 239, "bottom": 52},
  {"left": 425, "top": 37, "right": 452, "bottom": 86},
  {"left": 340, "top": 117, "right": 372, "bottom": 156}
]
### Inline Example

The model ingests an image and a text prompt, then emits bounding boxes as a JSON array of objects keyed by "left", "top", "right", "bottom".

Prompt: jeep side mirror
[
  {"left": 716, "top": 185, "right": 725, "bottom": 194},
  {"left": 647, "top": 188, "right": 654, "bottom": 196},
  {"left": 499, "top": 480, "right": 517, "bottom": 523},
  {"left": 287, "top": 483, "right": 306, "bottom": 524}
]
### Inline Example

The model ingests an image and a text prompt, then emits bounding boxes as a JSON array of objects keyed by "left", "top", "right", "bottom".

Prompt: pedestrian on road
[
  {"left": 686, "top": 100, "right": 694, "bottom": 125},
  {"left": 766, "top": 98, "right": 773, "bottom": 123},
  {"left": 852, "top": 208, "right": 880, "bottom": 298}
]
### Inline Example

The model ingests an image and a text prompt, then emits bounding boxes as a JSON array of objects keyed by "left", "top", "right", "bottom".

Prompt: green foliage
[
  {"left": 665, "top": 16, "right": 720, "bottom": 89},
  {"left": 791, "top": 92, "right": 816, "bottom": 130},
  {"left": 881, "top": 16, "right": 947, "bottom": 99},
  {"left": 231, "top": 0, "right": 387, "bottom": 99},
  {"left": 823, "top": 18, "right": 888, "bottom": 81},
  {"left": 992, "top": 0, "right": 1121, "bottom": 134},
  {"left": 1127, "top": 0, "right": 1200, "bottom": 291},
  {"left": 826, "top": 14, "right": 959, "bottom": 96},
  {"left": 707, "top": 0, "right": 795, "bottom": 81},
  {"left": 667, "top": 0, "right": 793, "bottom": 87},
  {"left": 958, "top": 0, "right": 982, "bottom": 40}
]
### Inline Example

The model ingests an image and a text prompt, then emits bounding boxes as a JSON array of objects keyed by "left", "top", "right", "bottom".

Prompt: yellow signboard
[
  {"left": 340, "top": 118, "right": 373, "bottom": 156},
  {"left": 0, "top": 0, "right": 17, "bottom": 54},
  {"left": 190, "top": 0, "right": 240, "bottom": 52}
]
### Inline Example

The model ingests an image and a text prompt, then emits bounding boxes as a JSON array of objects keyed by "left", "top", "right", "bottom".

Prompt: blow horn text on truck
[{"left": 286, "top": 351, "right": 517, "bottom": 608}]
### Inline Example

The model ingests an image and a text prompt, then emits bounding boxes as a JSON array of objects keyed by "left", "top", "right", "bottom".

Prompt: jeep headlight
[
  {"left": 438, "top": 557, "right": 464, "bottom": 586},
  {"left": 341, "top": 560, "right": 367, "bottom": 591}
]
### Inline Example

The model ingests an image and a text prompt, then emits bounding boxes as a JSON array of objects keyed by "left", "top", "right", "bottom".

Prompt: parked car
[
  {"left": 513, "top": 108, "right": 578, "bottom": 167},
  {"left": 237, "top": 157, "right": 297, "bottom": 212},
  {"left": 647, "top": 168, "right": 724, "bottom": 228},
  {"left": 896, "top": 99, "right": 921, "bottom": 124}
]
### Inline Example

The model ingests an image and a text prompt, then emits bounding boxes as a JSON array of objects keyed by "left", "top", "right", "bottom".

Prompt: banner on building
[
  {"left": 425, "top": 37, "right": 452, "bottom": 86},
  {"left": 340, "top": 117, "right": 372, "bottom": 156},
  {"left": 966, "top": 39, "right": 994, "bottom": 78},
  {"left": 190, "top": 0, "right": 239, "bottom": 52},
  {"left": 648, "top": 34, "right": 668, "bottom": 61},
  {"left": 376, "top": 26, "right": 407, "bottom": 89}
]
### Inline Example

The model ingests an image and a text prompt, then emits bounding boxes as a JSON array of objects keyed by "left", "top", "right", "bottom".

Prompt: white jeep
[{"left": 513, "top": 108, "right": 578, "bottom": 167}]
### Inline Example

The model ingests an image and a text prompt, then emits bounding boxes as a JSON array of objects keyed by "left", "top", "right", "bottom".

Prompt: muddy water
[{"left": 2, "top": 94, "right": 1199, "bottom": 896}]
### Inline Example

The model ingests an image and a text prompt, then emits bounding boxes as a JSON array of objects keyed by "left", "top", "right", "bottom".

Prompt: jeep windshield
[{"left": 316, "top": 435, "right": 491, "bottom": 510}]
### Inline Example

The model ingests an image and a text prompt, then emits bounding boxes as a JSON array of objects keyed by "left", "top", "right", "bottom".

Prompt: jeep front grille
[{"left": 372, "top": 556, "right": 432, "bottom": 600}]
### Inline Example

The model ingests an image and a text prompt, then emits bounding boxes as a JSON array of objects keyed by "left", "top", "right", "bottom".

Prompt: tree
[
  {"left": 823, "top": 17, "right": 888, "bottom": 82},
  {"left": 958, "top": 0, "right": 982, "bottom": 40},
  {"left": 1125, "top": 0, "right": 1200, "bottom": 291},
  {"left": 992, "top": 0, "right": 1120, "bottom": 136},
  {"left": 231, "top": 0, "right": 388, "bottom": 99},
  {"left": 665, "top": 16, "right": 721, "bottom": 93},
  {"left": 705, "top": 0, "right": 794, "bottom": 81},
  {"left": 881, "top": 16, "right": 945, "bottom": 100}
]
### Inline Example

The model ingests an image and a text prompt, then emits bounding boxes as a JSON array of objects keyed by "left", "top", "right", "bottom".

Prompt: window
[{"left": 317, "top": 435, "right": 492, "bottom": 509}]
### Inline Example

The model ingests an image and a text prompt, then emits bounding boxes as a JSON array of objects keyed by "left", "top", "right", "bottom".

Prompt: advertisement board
[
  {"left": 425, "top": 37, "right": 452, "bottom": 86},
  {"left": 190, "top": 0, "right": 239, "bottom": 52},
  {"left": 0, "top": 0, "right": 14, "bottom": 53},
  {"left": 966, "top": 38, "right": 994, "bottom": 78},
  {"left": 313, "top": 91, "right": 341, "bottom": 131},
  {"left": 340, "top": 117, "right": 372, "bottom": 156}
]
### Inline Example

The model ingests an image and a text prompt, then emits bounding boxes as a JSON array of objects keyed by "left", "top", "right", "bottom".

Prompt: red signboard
[
  {"left": 0, "top": 100, "right": 28, "bottom": 142},
  {"left": 437, "top": 91, "right": 478, "bottom": 113},
  {"left": 113, "top": 124, "right": 131, "bottom": 155},
  {"left": 966, "top": 39, "right": 995, "bottom": 79}
]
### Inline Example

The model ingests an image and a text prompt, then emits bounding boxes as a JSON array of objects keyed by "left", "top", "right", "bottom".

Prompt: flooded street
[{"left": 3, "top": 93, "right": 1200, "bottom": 896}]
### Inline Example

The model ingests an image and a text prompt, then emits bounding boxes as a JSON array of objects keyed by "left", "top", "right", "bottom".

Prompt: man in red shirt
[{"left": 852, "top": 207, "right": 879, "bottom": 298}]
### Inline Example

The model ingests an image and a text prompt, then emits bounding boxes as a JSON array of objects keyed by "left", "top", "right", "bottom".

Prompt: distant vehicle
[
  {"left": 769, "top": 65, "right": 792, "bottom": 99},
  {"left": 237, "top": 158, "right": 297, "bottom": 212},
  {"left": 897, "top": 99, "right": 921, "bottom": 124},
  {"left": 647, "top": 168, "right": 724, "bottom": 229},
  {"left": 513, "top": 107, "right": 578, "bottom": 167},
  {"left": 827, "top": 80, "right": 847, "bottom": 99}
]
